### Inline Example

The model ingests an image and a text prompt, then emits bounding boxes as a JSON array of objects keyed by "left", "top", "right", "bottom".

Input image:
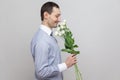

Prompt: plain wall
[{"left": 0, "top": 0, "right": 120, "bottom": 80}]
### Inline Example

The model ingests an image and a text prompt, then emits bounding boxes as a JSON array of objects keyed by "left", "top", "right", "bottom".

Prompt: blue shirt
[{"left": 31, "top": 25, "right": 63, "bottom": 80}]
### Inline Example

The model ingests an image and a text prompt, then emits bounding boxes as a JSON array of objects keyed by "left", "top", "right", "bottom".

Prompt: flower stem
[
  {"left": 74, "top": 64, "right": 82, "bottom": 80},
  {"left": 74, "top": 65, "right": 79, "bottom": 80}
]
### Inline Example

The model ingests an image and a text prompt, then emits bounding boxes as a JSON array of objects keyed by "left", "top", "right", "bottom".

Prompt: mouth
[
  {"left": 55, "top": 21, "right": 59, "bottom": 24},
  {"left": 54, "top": 22, "right": 58, "bottom": 26}
]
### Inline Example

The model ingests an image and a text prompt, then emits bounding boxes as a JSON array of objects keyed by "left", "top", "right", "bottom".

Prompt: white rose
[
  {"left": 57, "top": 27, "right": 60, "bottom": 31},
  {"left": 58, "top": 32, "right": 62, "bottom": 36},
  {"left": 60, "top": 20, "right": 66, "bottom": 26},
  {"left": 61, "top": 20, "right": 66, "bottom": 25},
  {"left": 54, "top": 31, "right": 59, "bottom": 36},
  {"left": 60, "top": 25, "right": 65, "bottom": 29},
  {"left": 61, "top": 22, "right": 66, "bottom": 26},
  {"left": 61, "top": 30, "right": 65, "bottom": 35},
  {"left": 63, "top": 19, "right": 66, "bottom": 22}
]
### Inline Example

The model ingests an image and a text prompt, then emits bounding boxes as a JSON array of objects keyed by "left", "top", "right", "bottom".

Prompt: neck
[{"left": 42, "top": 21, "right": 52, "bottom": 30}]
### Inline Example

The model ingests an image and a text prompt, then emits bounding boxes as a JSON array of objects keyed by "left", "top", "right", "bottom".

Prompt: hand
[{"left": 65, "top": 54, "right": 77, "bottom": 68}]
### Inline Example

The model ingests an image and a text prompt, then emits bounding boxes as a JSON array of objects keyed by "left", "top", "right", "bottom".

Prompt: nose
[{"left": 58, "top": 17, "right": 61, "bottom": 22}]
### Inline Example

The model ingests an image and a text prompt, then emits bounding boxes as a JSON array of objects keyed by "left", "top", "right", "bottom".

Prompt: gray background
[{"left": 0, "top": 0, "right": 120, "bottom": 80}]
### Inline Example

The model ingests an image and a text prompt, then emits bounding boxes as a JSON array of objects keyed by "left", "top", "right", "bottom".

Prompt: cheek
[
  {"left": 49, "top": 16, "right": 58, "bottom": 23},
  {"left": 52, "top": 17, "right": 57, "bottom": 22},
  {"left": 51, "top": 16, "right": 58, "bottom": 21}
]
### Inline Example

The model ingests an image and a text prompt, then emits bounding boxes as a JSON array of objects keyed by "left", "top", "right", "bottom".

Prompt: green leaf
[
  {"left": 73, "top": 45, "right": 79, "bottom": 48},
  {"left": 61, "top": 49, "right": 80, "bottom": 54},
  {"left": 74, "top": 51, "right": 80, "bottom": 54},
  {"left": 61, "top": 49, "right": 73, "bottom": 53},
  {"left": 64, "top": 37, "right": 73, "bottom": 49},
  {"left": 65, "top": 42, "right": 71, "bottom": 49}
]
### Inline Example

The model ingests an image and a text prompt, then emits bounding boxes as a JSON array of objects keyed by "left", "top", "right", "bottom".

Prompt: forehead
[{"left": 52, "top": 7, "right": 61, "bottom": 15}]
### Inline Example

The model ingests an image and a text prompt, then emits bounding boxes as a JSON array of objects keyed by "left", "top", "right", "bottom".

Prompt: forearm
[{"left": 36, "top": 64, "right": 60, "bottom": 79}]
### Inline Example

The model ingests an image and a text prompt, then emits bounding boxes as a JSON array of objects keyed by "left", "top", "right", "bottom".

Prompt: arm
[{"left": 34, "top": 41, "right": 59, "bottom": 79}]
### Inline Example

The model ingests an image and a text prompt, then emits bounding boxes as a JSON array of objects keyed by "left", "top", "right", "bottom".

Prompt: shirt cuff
[{"left": 58, "top": 63, "right": 67, "bottom": 72}]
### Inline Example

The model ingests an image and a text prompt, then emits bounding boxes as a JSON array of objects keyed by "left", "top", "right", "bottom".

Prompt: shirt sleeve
[
  {"left": 34, "top": 41, "right": 60, "bottom": 79},
  {"left": 58, "top": 63, "right": 67, "bottom": 72}
]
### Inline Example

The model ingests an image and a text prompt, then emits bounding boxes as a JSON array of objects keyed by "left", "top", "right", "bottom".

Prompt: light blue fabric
[{"left": 31, "top": 28, "right": 63, "bottom": 80}]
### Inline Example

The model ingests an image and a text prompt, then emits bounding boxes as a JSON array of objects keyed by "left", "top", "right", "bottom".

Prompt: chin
[
  {"left": 53, "top": 26, "right": 57, "bottom": 28},
  {"left": 53, "top": 24, "right": 57, "bottom": 28}
]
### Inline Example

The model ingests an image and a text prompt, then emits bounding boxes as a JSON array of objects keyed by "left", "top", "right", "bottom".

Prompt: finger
[
  {"left": 73, "top": 61, "right": 77, "bottom": 65},
  {"left": 74, "top": 59, "right": 77, "bottom": 61},
  {"left": 72, "top": 54, "right": 76, "bottom": 57},
  {"left": 74, "top": 59, "right": 77, "bottom": 64},
  {"left": 72, "top": 59, "right": 77, "bottom": 62},
  {"left": 72, "top": 56, "right": 76, "bottom": 59}
]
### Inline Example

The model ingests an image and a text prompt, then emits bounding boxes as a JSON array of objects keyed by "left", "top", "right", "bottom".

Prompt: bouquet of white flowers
[{"left": 55, "top": 20, "right": 82, "bottom": 80}]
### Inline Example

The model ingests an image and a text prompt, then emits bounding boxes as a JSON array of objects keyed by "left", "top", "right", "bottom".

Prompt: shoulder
[{"left": 32, "top": 29, "right": 52, "bottom": 44}]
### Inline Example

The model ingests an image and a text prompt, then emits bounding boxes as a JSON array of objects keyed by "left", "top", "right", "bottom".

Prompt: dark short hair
[{"left": 40, "top": 2, "right": 59, "bottom": 21}]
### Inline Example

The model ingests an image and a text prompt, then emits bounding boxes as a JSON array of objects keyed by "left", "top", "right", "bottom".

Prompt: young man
[{"left": 31, "top": 2, "right": 77, "bottom": 80}]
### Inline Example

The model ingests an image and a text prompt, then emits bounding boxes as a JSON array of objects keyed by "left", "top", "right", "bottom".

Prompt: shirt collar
[{"left": 40, "top": 24, "right": 52, "bottom": 36}]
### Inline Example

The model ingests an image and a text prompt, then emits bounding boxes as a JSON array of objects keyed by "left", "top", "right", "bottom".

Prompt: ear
[{"left": 43, "top": 12, "right": 49, "bottom": 19}]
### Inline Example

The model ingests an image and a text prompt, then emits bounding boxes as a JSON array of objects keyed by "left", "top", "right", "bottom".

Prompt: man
[{"left": 31, "top": 2, "right": 77, "bottom": 80}]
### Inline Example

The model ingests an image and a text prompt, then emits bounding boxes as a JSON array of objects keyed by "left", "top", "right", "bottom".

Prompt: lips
[{"left": 55, "top": 21, "right": 59, "bottom": 23}]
